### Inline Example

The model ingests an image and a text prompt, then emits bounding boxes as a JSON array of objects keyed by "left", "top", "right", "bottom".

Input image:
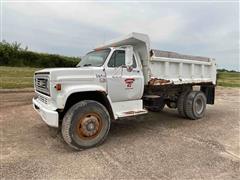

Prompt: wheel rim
[
  {"left": 76, "top": 113, "right": 102, "bottom": 140},
  {"left": 195, "top": 98, "right": 204, "bottom": 114}
]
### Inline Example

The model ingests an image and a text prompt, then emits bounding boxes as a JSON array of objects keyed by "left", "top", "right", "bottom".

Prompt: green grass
[
  {"left": 0, "top": 66, "right": 239, "bottom": 89},
  {"left": 217, "top": 71, "right": 240, "bottom": 87},
  {"left": 0, "top": 66, "right": 40, "bottom": 89}
]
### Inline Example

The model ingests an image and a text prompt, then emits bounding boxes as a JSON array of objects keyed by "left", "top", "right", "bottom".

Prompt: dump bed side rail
[
  {"left": 149, "top": 56, "right": 217, "bottom": 85},
  {"left": 151, "top": 49, "right": 210, "bottom": 62}
]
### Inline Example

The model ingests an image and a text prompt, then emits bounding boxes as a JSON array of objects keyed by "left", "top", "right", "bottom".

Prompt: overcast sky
[{"left": 1, "top": 1, "right": 239, "bottom": 70}]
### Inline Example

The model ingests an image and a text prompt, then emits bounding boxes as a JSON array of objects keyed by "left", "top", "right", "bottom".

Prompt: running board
[
  {"left": 116, "top": 109, "right": 148, "bottom": 118},
  {"left": 111, "top": 100, "right": 148, "bottom": 118}
]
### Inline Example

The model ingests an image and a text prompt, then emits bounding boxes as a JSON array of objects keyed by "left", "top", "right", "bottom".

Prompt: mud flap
[{"left": 201, "top": 85, "right": 215, "bottom": 105}]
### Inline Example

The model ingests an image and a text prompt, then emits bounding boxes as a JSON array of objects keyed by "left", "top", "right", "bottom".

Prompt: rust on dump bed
[{"left": 148, "top": 78, "right": 171, "bottom": 86}]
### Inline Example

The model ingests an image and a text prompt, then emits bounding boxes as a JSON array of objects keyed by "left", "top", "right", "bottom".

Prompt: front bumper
[{"left": 32, "top": 98, "right": 59, "bottom": 127}]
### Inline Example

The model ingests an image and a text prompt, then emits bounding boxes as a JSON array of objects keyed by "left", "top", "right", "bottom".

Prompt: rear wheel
[
  {"left": 61, "top": 100, "right": 110, "bottom": 150},
  {"left": 177, "top": 91, "right": 189, "bottom": 118},
  {"left": 184, "top": 91, "right": 207, "bottom": 120}
]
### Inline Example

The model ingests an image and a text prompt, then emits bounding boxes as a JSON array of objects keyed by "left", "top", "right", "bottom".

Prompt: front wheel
[{"left": 61, "top": 100, "right": 111, "bottom": 150}]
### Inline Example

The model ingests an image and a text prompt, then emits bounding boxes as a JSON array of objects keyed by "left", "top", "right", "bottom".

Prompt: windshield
[{"left": 77, "top": 49, "right": 111, "bottom": 67}]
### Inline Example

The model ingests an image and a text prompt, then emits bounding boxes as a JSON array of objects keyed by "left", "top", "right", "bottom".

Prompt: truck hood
[{"left": 35, "top": 67, "right": 104, "bottom": 82}]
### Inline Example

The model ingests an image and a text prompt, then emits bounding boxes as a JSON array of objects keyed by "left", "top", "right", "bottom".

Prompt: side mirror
[{"left": 125, "top": 46, "right": 133, "bottom": 67}]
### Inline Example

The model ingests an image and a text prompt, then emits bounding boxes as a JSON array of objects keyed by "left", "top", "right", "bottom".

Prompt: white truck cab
[{"left": 33, "top": 32, "right": 216, "bottom": 150}]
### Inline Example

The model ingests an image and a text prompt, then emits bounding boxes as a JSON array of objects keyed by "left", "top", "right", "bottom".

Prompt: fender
[{"left": 55, "top": 84, "right": 114, "bottom": 112}]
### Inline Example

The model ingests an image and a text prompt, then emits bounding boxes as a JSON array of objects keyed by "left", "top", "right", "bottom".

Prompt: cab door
[{"left": 105, "top": 50, "right": 144, "bottom": 102}]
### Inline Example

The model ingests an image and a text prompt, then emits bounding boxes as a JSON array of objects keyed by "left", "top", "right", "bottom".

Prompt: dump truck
[{"left": 33, "top": 32, "right": 217, "bottom": 150}]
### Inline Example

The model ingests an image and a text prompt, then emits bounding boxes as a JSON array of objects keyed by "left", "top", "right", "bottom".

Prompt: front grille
[
  {"left": 35, "top": 75, "right": 50, "bottom": 96},
  {"left": 36, "top": 78, "right": 48, "bottom": 89}
]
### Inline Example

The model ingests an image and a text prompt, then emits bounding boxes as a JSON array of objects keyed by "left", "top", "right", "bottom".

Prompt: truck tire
[
  {"left": 184, "top": 91, "right": 207, "bottom": 120},
  {"left": 177, "top": 91, "right": 189, "bottom": 118},
  {"left": 61, "top": 100, "right": 111, "bottom": 150}
]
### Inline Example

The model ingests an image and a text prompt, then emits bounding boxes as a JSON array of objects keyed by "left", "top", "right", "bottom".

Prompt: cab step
[
  {"left": 116, "top": 109, "right": 148, "bottom": 118},
  {"left": 112, "top": 99, "right": 148, "bottom": 118}
]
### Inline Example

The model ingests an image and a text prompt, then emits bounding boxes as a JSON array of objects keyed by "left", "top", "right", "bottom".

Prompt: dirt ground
[{"left": 0, "top": 87, "right": 239, "bottom": 179}]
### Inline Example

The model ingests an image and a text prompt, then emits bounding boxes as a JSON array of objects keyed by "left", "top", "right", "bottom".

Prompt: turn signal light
[{"left": 55, "top": 84, "right": 61, "bottom": 91}]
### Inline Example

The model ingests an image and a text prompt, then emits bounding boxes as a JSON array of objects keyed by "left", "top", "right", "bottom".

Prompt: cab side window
[
  {"left": 108, "top": 50, "right": 125, "bottom": 67},
  {"left": 108, "top": 50, "right": 137, "bottom": 68}
]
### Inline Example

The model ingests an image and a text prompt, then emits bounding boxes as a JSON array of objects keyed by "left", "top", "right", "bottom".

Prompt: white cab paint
[{"left": 104, "top": 47, "right": 144, "bottom": 102}]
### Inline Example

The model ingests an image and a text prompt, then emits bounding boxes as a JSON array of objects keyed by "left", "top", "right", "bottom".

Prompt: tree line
[
  {"left": 1, "top": 41, "right": 238, "bottom": 72},
  {"left": 217, "top": 68, "right": 239, "bottom": 73},
  {"left": 0, "top": 41, "right": 80, "bottom": 68}
]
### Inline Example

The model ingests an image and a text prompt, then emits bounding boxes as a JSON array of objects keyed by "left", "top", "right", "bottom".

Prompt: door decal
[{"left": 124, "top": 78, "right": 135, "bottom": 88}]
